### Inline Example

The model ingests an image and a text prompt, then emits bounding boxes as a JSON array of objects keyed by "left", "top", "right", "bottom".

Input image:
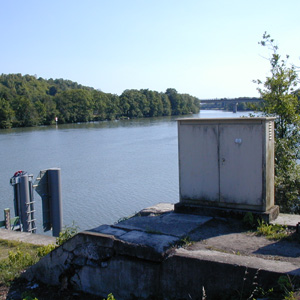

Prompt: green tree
[
  {"left": 166, "top": 88, "right": 181, "bottom": 115},
  {"left": 12, "top": 97, "right": 39, "bottom": 127},
  {"left": 0, "top": 98, "right": 14, "bottom": 128},
  {"left": 93, "top": 90, "right": 109, "bottom": 120},
  {"left": 120, "top": 89, "right": 147, "bottom": 118},
  {"left": 161, "top": 93, "right": 171, "bottom": 116},
  {"left": 43, "top": 96, "right": 59, "bottom": 125},
  {"left": 141, "top": 89, "right": 163, "bottom": 117},
  {"left": 254, "top": 32, "right": 300, "bottom": 212},
  {"left": 106, "top": 94, "right": 121, "bottom": 120},
  {"left": 55, "top": 89, "right": 93, "bottom": 123}
]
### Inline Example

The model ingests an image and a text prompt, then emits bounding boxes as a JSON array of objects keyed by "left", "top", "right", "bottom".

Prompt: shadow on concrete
[{"left": 254, "top": 235, "right": 300, "bottom": 258}]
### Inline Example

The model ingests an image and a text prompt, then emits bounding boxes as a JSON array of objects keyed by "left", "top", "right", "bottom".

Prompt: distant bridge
[
  {"left": 199, "top": 97, "right": 263, "bottom": 112},
  {"left": 200, "top": 98, "right": 262, "bottom": 104}
]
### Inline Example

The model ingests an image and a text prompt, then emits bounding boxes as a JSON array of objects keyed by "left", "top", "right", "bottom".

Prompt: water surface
[{"left": 0, "top": 110, "right": 251, "bottom": 233}]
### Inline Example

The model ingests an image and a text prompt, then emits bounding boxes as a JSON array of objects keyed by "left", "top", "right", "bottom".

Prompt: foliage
[
  {"left": 0, "top": 97, "right": 14, "bottom": 128},
  {"left": 256, "top": 219, "right": 289, "bottom": 240},
  {"left": 242, "top": 212, "right": 256, "bottom": 228},
  {"left": 233, "top": 269, "right": 300, "bottom": 300},
  {"left": 0, "top": 73, "right": 200, "bottom": 128},
  {"left": 171, "top": 236, "right": 193, "bottom": 249},
  {"left": 56, "top": 222, "right": 79, "bottom": 246},
  {"left": 254, "top": 32, "right": 300, "bottom": 213},
  {"left": 104, "top": 293, "right": 116, "bottom": 300},
  {"left": 22, "top": 291, "right": 39, "bottom": 300},
  {"left": 0, "top": 239, "right": 39, "bottom": 261},
  {"left": 278, "top": 275, "right": 298, "bottom": 300},
  {"left": 0, "top": 239, "right": 56, "bottom": 286},
  {"left": 36, "top": 243, "right": 56, "bottom": 257},
  {"left": 0, "top": 248, "right": 38, "bottom": 284}
]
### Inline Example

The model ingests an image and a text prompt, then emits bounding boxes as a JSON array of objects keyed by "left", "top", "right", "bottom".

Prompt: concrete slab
[
  {"left": 89, "top": 224, "right": 128, "bottom": 238},
  {"left": 271, "top": 213, "right": 300, "bottom": 227},
  {"left": 175, "top": 248, "right": 300, "bottom": 276},
  {"left": 139, "top": 202, "right": 174, "bottom": 216},
  {"left": 119, "top": 230, "right": 178, "bottom": 253},
  {"left": 0, "top": 228, "right": 56, "bottom": 246},
  {"left": 114, "top": 212, "right": 212, "bottom": 237}
]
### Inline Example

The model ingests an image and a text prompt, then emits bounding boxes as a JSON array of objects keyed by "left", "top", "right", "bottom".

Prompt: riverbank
[{"left": 20, "top": 203, "right": 300, "bottom": 299}]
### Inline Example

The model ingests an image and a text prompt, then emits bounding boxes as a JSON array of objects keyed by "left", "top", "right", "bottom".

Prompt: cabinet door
[
  {"left": 179, "top": 124, "right": 219, "bottom": 202},
  {"left": 219, "top": 124, "right": 263, "bottom": 205}
]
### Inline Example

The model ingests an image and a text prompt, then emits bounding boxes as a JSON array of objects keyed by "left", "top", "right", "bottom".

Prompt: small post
[
  {"left": 4, "top": 208, "right": 10, "bottom": 230},
  {"left": 233, "top": 102, "right": 238, "bottom": 113}
]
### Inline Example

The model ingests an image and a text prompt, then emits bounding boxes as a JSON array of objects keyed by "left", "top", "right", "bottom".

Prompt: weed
[
  {"left": 22, "top": 291, "right": 39, "bottom": 300},
  {"left": 36, "top": 243, "right": 56, "bottom": 257},
  {"left": 0, "top": 248, "right": 38, "bottom": 284},
  {"left": 256, "top": 219, "right": 289, "bottom": 240},
  {"left": 104, "top": 293, "right": 116, "bottom": 300},
  {"left": 242, "top": 212, "right": 256, "bottom": 229},
  {"left": 278, "top": 275, "right": 298, "bottom": 300},
  {"left": 0, "top": 240, "right": 57, "bottom": 286},
  {"left": 115, "top": 216, "right": 132, "bottom": 224},
  {"left": 0, "top": 239, "right": 39, "bottom": 260},
  {"left": 56, "top": 222, "right": 79, "bottom": 246},
  {"left": 115, "top": 212, "right": 141, "bottom": 224},
  {"left": 171, "top": 236, "right": 193, "bottom": 249}
]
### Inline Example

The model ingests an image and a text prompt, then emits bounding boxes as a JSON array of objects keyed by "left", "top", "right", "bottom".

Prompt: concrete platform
[
  {"left": 22, "top": 203, "right": 300, "bottom": 299},
  {"left": 0, "top": 228, "right": 56, "bottom": 246},
  {"left": 271, "top": 213, "right": 300, "bottom": 227}
]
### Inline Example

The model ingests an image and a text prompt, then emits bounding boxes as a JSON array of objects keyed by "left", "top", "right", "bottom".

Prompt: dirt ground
[{"left": 187, "top": 217, "right": 300, "bottom": 264}]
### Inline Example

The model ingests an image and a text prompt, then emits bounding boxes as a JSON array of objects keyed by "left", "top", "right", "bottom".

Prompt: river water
[{"left": 0, "top": 110, "right": 252, "bottom": 234}]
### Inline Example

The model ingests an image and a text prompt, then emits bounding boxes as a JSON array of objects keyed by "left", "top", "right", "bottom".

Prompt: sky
[{"left": 1, "top": 0, "right": 300, "bottom": 99}]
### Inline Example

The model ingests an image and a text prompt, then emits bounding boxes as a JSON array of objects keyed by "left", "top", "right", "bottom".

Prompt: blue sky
[{"left": 1, "top": 0, "right": 299, "bottom": 99}]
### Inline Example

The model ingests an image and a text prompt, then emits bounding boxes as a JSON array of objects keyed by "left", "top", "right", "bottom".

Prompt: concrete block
[
  {"left": 89, "top": 225, "right": 128, "bottom": 238},
  {"left": 71, "top": 257, "right": 160, "bottom": 299},
  {"left": 73, "top": 242, "right": 113, "bottom": 261},
  {"left": 160, "top": 248, "right": 295, "bottom": 299},
  {"left": 139, "top": 202, "right": 174, "bottom": 216},
  {"left": 114, "top": 230, "right": 178, "bottom": 261},
  {"left": 115, "top": 212, "right": 212, "bottom": 237},
  {"left": 24, "top": 248, "right": 73, "bottom": 285}
]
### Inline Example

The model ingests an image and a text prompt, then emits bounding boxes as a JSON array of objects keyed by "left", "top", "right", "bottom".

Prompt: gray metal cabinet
[{"left": 177, "top": 118, "right": 275, "bottom": 212}]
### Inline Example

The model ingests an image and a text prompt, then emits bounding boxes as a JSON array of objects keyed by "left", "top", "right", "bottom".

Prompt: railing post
[{"left": 4, "top": 208, "right": 10, "bottom": 230}]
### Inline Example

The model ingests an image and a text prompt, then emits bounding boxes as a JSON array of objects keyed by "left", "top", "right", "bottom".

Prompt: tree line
[{"left": 0, "top": 74, "right": 200, "bottom": 129}]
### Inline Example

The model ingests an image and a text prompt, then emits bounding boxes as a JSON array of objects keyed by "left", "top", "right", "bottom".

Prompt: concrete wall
[{"left": 24, "top": 230, "right": 298, "bottom": 300}]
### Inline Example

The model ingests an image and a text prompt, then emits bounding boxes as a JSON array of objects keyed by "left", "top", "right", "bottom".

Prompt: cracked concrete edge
[{"left": 174, "top": 248, "right": 300, "bottom": 276}]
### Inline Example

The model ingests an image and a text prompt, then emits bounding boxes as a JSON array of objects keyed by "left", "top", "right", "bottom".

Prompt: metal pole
[
  {"left": 19, "top": 175, "right": 30, "bottom": 232},
  {"left": 48, "top": 168, "right": 63, "bottom": 237}
]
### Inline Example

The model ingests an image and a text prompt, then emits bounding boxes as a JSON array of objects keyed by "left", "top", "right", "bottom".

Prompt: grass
[
  {"left": 0, "top": 239, "right": 55, "bottom": 285},
  {"left": 0, "top": 239, "right": 41, "bottom": 261}
]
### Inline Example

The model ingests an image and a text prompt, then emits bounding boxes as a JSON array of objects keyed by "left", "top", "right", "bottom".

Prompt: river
[{"left": 0, "top": 110, "right": 252, "bottom": 234}]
